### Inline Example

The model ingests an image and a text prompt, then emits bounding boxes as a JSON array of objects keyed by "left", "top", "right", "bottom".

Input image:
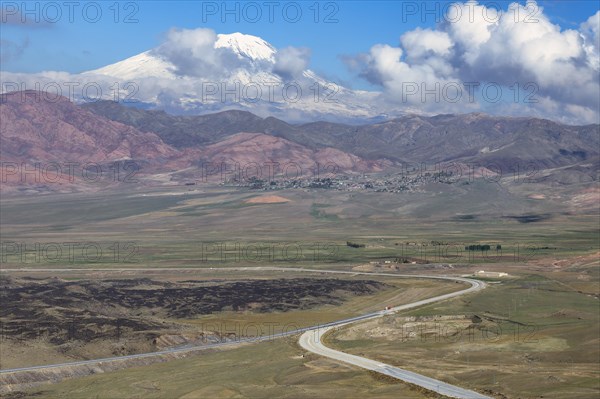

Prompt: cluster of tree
[
  {"left": 465, "top": 244, "right": 502, "bottom": 251},
  {"left": 346, "top": 241, "right": 365, "bottom": 248}
]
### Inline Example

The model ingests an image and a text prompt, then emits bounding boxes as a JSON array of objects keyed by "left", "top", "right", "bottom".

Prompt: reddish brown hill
[
  {"left": 0, "top": 91, "right": 179, "bottom": 165},
  {"left": 0, "top": 92, "right": 386, "bottom": 192},
  {"left": 197, "top": 132, "right": 389, "bottom": 175}
]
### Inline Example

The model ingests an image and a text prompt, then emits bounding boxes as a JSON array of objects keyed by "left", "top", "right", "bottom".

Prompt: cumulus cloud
[
  {"left": 349, "top": 1, "right": 600, "bottom": 123},
  {"left": 152, "top": 28, "right": 250, "bottom": 78},
  {"left": 273, "top": 46, "right": 311, "bottom": 80},
  {"left": 581, "top": 11, "right": 600, "bottom": 70},
  {"left": 4, "top": 4, "right": 598, "bottom": 124},
  {"left": 400, "top": 28, "right": 453, "bottom": 60}
]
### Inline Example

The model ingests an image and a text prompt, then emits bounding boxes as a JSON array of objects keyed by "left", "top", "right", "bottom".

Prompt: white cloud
[
  {"left": 153, "top": 28, "right": 250, "bottom": 78},
  {"left": 444, "top": 1, "right": 496, "bottom": 63},
  {"left": 272, "top": 47, "right": 311, "bottom": 80},
  {"left": 581, "top": 11, "right": 600, "bottom": 70},
  {"left": 3, "top": 3, "right": 598, "bottom": 125},
  {"left": 401, "top": 28, "right": 453, "bottom": 60},
  {"left": 350, "top": 1, "right": 600, "bottom": 123}
]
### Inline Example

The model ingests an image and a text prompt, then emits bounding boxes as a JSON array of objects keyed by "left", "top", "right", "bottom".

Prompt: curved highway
[
  {"left": 1, "top": 267, "right": 490, "bottom": 398},
  {"left": 298, "top": 273, "right": 489, "bottom": 399}
]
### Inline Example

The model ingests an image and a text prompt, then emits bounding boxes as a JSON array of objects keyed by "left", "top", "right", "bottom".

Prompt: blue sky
[
  {"left": 2, "top": 0, "right": 599, "bottom": 124},
  {"left": 2, "top": 0, "right": 599, "bottom": 88}
]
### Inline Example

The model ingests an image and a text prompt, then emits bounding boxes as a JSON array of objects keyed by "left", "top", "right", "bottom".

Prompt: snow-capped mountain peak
[
  {"left": 215, "top": 32, "right": 276, "bottom": 62},
  {"left": 78, "top": 31, "right": 383, "bottom": 122},
  {"left": 85, "top": 32, "right": 276, "bottom": 79}
]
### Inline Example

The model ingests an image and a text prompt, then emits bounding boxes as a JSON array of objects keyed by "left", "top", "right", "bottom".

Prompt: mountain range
[
  {"left": 1, "top": 90, "right": 598, "bottom": 194},
  {"left": 0, "top": 91, "right": 390, "bottom": 191},
  {"left": 81, "top": 98, "right": 599, "bottom": 171}
]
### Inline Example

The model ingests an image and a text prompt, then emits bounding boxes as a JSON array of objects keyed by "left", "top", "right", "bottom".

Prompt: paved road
[
  {"left": 298, "top": 275, "right": 490, "bottom": 399},
  {"left": 1, "top": 267, "right": 491, "bottom": 398}
]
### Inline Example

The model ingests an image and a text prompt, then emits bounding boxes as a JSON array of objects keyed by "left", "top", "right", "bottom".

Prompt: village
[{"left": 225, "top": 170, "right": 460, "bottom": 193}]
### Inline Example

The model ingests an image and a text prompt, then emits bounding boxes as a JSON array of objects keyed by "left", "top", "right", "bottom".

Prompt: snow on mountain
[
  {"left": 86, "top": 33, "right": 276, "bottom": 80},
  {"left": 85, "top": 51, "right": 179, "bottom": 80},
  {"left": 214, "top": 32, "right": 276, "bottom": 62},
  {"left": 81, "top": 32, "right": 386, "bottom": 122}
]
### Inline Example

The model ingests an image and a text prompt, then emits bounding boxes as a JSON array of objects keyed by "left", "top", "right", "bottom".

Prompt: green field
[
  {"left": 326, "top": 261, "right": 600, "bottom": 399},
  {"left": 25, "top": 338, "right": 433, "bottom": 399},
  {"left": 1, "top": 185, "right": 597, "bottom": 269},
  {"left": 1, "top": 183, "right": 598, "bottom": 398}
]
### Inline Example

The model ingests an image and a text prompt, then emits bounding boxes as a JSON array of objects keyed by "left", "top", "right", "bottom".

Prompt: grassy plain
[
  {"left": 25, "top": 338, "right": 431, "bottom": 399},
  {"left": 1, "top": 185, "right": 597, "bottom": 269},
  {"left": 326, "top": 254, "right": 600, "bottom": 399},
  {"left": 1, "top": 182, "right": 598, "bottom": 398}
]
